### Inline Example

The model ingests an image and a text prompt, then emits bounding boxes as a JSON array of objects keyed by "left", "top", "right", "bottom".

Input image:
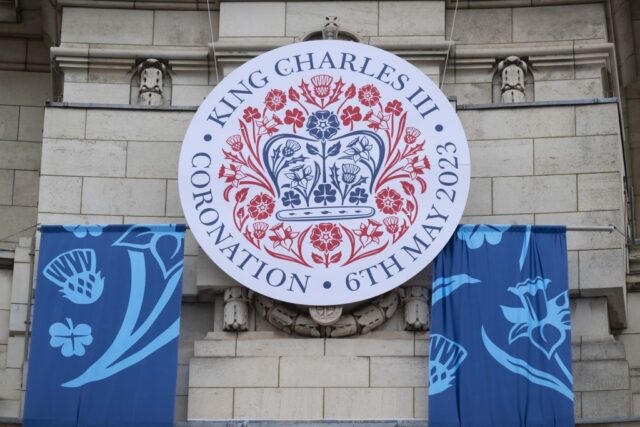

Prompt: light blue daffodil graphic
[
  {"left": 63, "top": 224, "right": 107, "bottom": 238},
  {"left": 457, "top": 224, "right": 509, "bottom": 249},
  {"left": 49, "top": 318, "right": 93, "bottom": 357},
  {"left": 482, "top": 276, "right": 573, "bottom": 400},
  {"left": 501, "top": 277, "right": 571, "bottom": 359}
]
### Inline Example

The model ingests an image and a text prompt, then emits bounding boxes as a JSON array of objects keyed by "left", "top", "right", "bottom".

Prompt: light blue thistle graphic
[
  {"left": 428, "top": 334, "right": 468, "bottom": 395},
  {"left": 63, "top": 224, "right": 106, "bottom": 238},
  {"left": 49, "top": 318, "right": 93, "bottom": 357},
  {"left": 61, "top": 225, "right": 184, "bottom": 388},
  {"left": 432, "top": 274, "right": 481, "bottom": 305},
  {"left": 481, "top": 276, "right": 573, "bottom": 401},
  {"left": 43, "top": 249, "right": 104, "bottom": 304},
  {"left": 457, "top": 224, "right": 510, "bottom": 249}
]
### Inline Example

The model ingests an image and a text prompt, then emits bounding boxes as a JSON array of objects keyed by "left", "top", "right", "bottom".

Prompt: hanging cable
[
  {"left": 440, "top": 0, "right": 459, "bottom": 88},
  {"left": 206, "top": 0, "right": 221, "bottom": 85}
]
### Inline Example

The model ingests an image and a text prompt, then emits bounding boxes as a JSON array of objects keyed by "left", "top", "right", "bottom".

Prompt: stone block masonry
[{"left": 188, "top": 331, "right": 429, "bottom": 420}]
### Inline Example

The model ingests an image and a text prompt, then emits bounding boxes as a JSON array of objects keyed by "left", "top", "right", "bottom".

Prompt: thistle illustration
[{"left": 43, "top": 249, "right": 104, "bottom": 304}]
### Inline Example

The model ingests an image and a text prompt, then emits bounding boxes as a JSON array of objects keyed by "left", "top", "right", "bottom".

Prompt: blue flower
[
  {"left": 344, "top": 136, "right": 373, "bottom": 162},
  {"left": 306, "top": 110, "right": 339, "bottom": 140},
  {"left": 49, "top": 318, "right": 93, "bottom": 357},
  {"left": 285, "top": 165, "right": 313, "bottom": 189},
  {"left": 313, "top": 183, "right": 337, "bottom": 204},
  {"left": 349, "top": 188, "right": 368, "bottom": 204},
  {"left": 457, "top": 224, "right": 509, "bottom": 249},
  {"left": 63, "top": 224, "right": 106, "bottom": 238},
  {"left": 281, "top": 191, "right": 301, "bottom": 207},
  {"left": 500, "top": 277, "right": 570, "bottom": 359}
]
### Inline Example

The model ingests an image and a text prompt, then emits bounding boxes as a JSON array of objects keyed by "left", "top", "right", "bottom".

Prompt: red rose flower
[
  {"left": 248, "top": 193, "right": 275, "bottom": 220},
  {"left": 284, "top": 108, "right": 305, "bottom": 129},
  {"left": 310, "top": 223, "right": 342, "bottom": 252},
  {"left": 358, "top": 84, "right": 381, "bottom": 107},
  {"left": 340, "top": 105, "right": 362, "bottom": 127},
  {"left": 265, "top": 89, "right": 287, "bottom": 111},
  {"left": 243, "top": 107, "right": 261, "bottom": 123},
  {"left": 375, "top": 188, "right": 403, "bottom": 214},
  {"left": 384, "top": 100, "right": 403, "bottom": 116}
]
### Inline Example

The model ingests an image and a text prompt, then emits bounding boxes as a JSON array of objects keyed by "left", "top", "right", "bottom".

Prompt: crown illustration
[{"left": 262, "top": 110, "right": 386, "bottom": 222}]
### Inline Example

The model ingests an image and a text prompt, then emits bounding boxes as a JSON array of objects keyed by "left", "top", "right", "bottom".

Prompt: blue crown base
[{"left": 276, "top": 206, "right": 375, "bottom": 222}]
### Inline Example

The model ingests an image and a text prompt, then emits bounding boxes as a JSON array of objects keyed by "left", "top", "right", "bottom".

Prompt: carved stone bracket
[
  {"left": 497, "top": 56, "right": 528, "bottom": 103},
  {"left": 136, "top": 58, "right": 167, "bottom": 106},
  {"left": 250, "top": 290, "right": 401, "bottom": 337},
  {"left": 223, "top": 286, "right": 250, "bottom": 331},
  {"left": 400, "top": 286, "right": 430, "bottom": 331}
]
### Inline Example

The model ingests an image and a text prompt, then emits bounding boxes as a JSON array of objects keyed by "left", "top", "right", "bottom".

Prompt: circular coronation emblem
[{"left": 179, "top": 41, "right": 470, "bottom": 305}]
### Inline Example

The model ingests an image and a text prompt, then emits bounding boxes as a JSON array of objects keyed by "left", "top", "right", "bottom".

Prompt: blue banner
[
  {"left": 429, "top": 225, "right": 574, "bottom": 427},
  {"left": 24, "top": 224, "right": 185, "bottom": 427}
]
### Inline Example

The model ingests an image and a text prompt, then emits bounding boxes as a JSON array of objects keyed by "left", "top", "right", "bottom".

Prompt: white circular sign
[{"left": 179, "top": 41, "right": 470, "bottom": 305}]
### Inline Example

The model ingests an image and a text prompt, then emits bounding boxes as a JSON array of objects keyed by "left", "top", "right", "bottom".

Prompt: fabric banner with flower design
[
  {"left": 24, "top": 224, "right": 185, "bottom": 427},
  {"left": 429, "top": 225, "right": 574, "bottom": 427}
]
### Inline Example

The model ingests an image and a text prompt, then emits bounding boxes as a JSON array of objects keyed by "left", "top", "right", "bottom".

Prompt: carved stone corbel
[
  {"left": 401, "top": 286, "right": 430, "bottom": 331},
  {"left": 136, "top": 59, "right": 167, "bottom": 106},
  {"left": 223, "top": 286, "right": 250, "bottom": 331},
  {"left": 498, "top": 56, "right": 528, "bottom": 103}
]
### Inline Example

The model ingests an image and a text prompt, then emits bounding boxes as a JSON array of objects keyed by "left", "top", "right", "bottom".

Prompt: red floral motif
[
  {"left": 383, "top": 216, "right": 400, "bottom": 234},
  {"left": 268, "top": 223, "right": 299, "bottom": 250},
  {"left": 265, "top": 89, "right": 287, "bottom": 111},
  {"left": 218, "top": 164, "right": 245, "bottom": 187},
  {"left": 252, "top": 222, "right": 268, "bottom": 240},
  {"left": 284, "top": 108, "right": 305, "bottom": 130},
  {"left": 311, "top": 75, "right": 333, "bottom": 98},
  {"left": 404, "top": 127, "right": 421, "bottom": 144},
  {"left": 403, "top": 156, "right": 430, "bottom": 179},
  {"left": 375, "top": 188, "right": 403, "bottom": 215},
  {"left": 384, "top": 100, "right": 403, "bottom": 116},
  {"left": 340, "top": 105, "right": 362, "bottom": 128},
  {"left": 310, "top": 223, "right": 342, "bottom": 252},
  {"left": 248, "top": 193, "right": 275, "bottom": 220},
  {"left": 243, "top": 107, "right": 261, "bottom": 123},
  {"left": 353, "top": 219, "right": 384, "bottom": 247},
  {"left": 226, "top": 135, "right": 243, "bottom": 151},
  {"left": 257, "top": 115, "right": 282, "bottom": 136},
  {"left": 358, "top": 84, "right": 380, "bottom": 107},
  {"left": 364, "top": 110, "right": 390, "bottom": 131}
]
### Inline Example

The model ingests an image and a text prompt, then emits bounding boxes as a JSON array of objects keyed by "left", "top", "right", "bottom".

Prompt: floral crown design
[{"left": 218, "top": 74, "right": 430, "bottom": 268}]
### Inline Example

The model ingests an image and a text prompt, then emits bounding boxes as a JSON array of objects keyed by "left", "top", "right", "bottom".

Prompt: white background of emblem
[{"left": 179, "top": 41, "right": 470, "bottom": 305}]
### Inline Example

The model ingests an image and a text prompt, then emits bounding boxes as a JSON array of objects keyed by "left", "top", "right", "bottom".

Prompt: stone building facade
[{"left": 0, "top": 0, "right": 639, "bottom": 424}]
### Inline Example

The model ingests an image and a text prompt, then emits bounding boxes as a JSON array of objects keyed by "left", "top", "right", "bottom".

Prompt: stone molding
[{"left": 51, "top": 0, "right": 220, "bottom": 11}]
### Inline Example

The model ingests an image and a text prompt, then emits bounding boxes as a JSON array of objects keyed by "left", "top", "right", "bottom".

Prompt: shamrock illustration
[{"left": 49, "top": 318, "right": 93, "bottom": 357}]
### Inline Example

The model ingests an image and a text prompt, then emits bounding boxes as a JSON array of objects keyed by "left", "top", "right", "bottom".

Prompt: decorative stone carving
[
  {"left": 322, "top": 16, "right": 340, "bottom": 40},
  {"left": 223, "top": 286, "right": 250, "bottom": 331},
  {"left": 497, "top": 56, "right": 528, "bottom": 103},
  {"left": 136, "top": 59, "right": 167, "bottom": 106},
  {"left": 401, "top": 286, "right": 430, "bottom": 331},
  {"left": 250, "top": 290, "right": 401, "bottom": 337},
  {"left": 308, "top": 306, "right": 343, "bottom": 326}
]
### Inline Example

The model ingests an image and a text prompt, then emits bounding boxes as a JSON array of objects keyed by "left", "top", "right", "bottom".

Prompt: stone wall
[{"left": 0, "top": 0, "right": 638, "bottom": 424}]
